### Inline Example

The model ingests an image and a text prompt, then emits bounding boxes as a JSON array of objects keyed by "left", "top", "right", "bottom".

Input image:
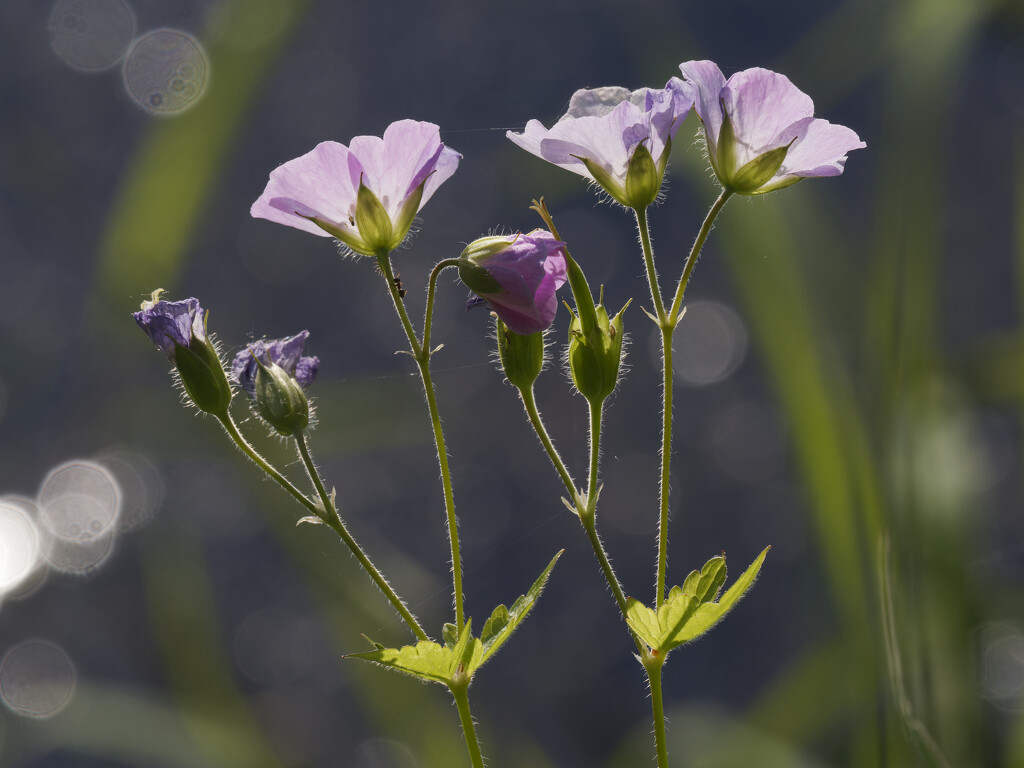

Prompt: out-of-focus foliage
[{"left": 0, "top": 0, "right": 1021, "bottom": 765}]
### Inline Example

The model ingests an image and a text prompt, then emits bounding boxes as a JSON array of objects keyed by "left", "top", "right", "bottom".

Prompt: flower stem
[
  {"left": 669, "top": 188, "right": 733, "bottom": 321},
  {"left": 295, "top": 430, "right": 428, "bottom": 642},
  {"left": 377, "top": 252, "right": 465, "bottom": 632},
  {"left": 645, "top": 656, "right": 670, "bottom": 768},
  {"left": 636, "top": 191, "right": 732, "bottom": 605},
  {"left": 518, "top": 386, "right": 579, "bottom": 505},
  {"left": 423, "top": 258, "right": 460, "bottom": 354},
  {"left": 216, "top": 413, "right": 319, "bottom": 516},
  {"left": 450, "top": 684, "right": 485, "bottom": 768}
]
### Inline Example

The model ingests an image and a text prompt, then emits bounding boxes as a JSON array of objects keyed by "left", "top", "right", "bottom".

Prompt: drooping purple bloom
[
  {"left": 458, "top": 230, "right": 568, "bottom": 335},
  {"left": 251, "top": 120, "right": 461, "bottom": 255},
  {"left": 507, "top": 83, "right": 694, "bottom": 207},
  {"left": 232, "top": 331, "right": 320, "bottom": 397},
  {"left": 674, "top": 61, "right": 866, "bottom": 195},
  {"left": 133, "top": 297, "right": 205, "bottom": 362}
]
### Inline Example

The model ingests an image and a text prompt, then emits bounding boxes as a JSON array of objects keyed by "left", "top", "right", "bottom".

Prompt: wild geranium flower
[
  {"left": 458, "top": 230, "right": 568, "bottom": 335},
  {"left": 251, "top": 120, "right": 461, "bottom": 256},
  {"left": 232, "top": 332, "right": 320, "bottom": 436},
  {"left": 674, "top": 60, "right": 865, "bottom": 195},
  {"left": 133, "top": 294, "right": 232, "bottom": 416},
  {"left": 507, "top": 82, "right": 695, "bottom": 208}
]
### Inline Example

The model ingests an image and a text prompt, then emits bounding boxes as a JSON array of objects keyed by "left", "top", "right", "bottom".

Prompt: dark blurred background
[{"left": 1, "top": 0, "right": 1023, "bottom": 766}]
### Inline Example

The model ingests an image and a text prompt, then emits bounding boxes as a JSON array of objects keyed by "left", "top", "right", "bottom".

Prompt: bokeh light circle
[
  {"left": 38, "top": 461, "right": 121, "bottom": 543},
  {"left": 669, "top": 301, "right": 748, "bottom": 386},
  {"left": 0, "top": 641, "right": 76, "bottom": 719},
  {"left": 0, "top": 502, "right": 44, "bottom": 597},
  {"left": 49, "top": 0, "right": 136, "bottom": 72},
  {"left": 123, "top": 28, "right": 208, "bottom": 115}
]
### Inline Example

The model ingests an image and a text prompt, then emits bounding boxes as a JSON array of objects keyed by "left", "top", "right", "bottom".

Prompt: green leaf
[
  {"left": 625, "top": 548, "right": 769, "bottom": 655},
  {"left": 479, "top": 550, "right": 562, "bottom": 666},
  {"left": 673, "top": 547, "right": 770, "bottom": 646},
  {"left": 347, "top": 620, "right": 482, "bottom": 687},
  {"left": 442, "top": 623, "right": 459, "bottom": 649}
]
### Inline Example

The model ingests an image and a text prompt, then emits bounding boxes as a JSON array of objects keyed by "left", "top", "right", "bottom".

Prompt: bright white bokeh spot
[
  {"left": 0, "top": 641, "right": 76, "bottom": 719},
  {"left": 667, "top": 301, "right": 747, "bottom": 386},
  {"left": 38, "top": 461, "right": 121, "bottom": 543},
  {"left": 0, "top": 502, "right": 44, "bottom": 597},
  {"left": 234, "top": 608, "right": 314, "bottom": 687},
  {"left": 49, "top": 0, "right": 136, "bottom": 72},
  {"left": 0, "top": 498, "right": 50, "bottom": 598},
  {"left": 978, "top": 624, "right": 1024, "bottom": 710},
  {"left": 353, "top": 738, "right": 419, "bottom": 768},
  {"left": 123, "top": 28, "right": 208, "bottom": 115},
  {"left": 99, "top": 450, "right": 163, "bottom": 531}
]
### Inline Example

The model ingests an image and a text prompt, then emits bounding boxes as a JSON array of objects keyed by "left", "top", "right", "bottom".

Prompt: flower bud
[
  {"left": 133, "top": 295, "right": 232, "bottom": 417},
  {"left": 253, "top": 362, "right": 310, "bottom": 436},
  {"left": 567, "top": 298, "right": 629, "bottom": 405},
  {"left": 459, "top": 230, "right": 568, "bottom": 335},
  {"left": 496, "top": 319, "right": 545, "bottom": 390},
  {"left": 232, "top": 331, "right": 320, "bottom": 436}
]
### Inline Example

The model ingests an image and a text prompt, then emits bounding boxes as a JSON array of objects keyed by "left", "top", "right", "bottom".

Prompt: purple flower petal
[
  {"left": 677, "top": 60, "right": 727, "bottom": 154},
  {"left": 251, "top": 121, "right": 461, "bottom": 249},
  {"left": 720, "top": 68, "right": 814, "bottom": 165},
  {"left": 133, "top": 297, "right": 205, "bottom": 362},
  {"left": 232, "top": 331, "right": 319, "bottom": 397},
  {"left": 508, "top": 82, "right": 692, "bottom": 195},
  {"left": 678, "top": 60, "right": 865, "bottom": 194},
  {"left": 459, "top": 230, "right": 568, "bottom": 335}
]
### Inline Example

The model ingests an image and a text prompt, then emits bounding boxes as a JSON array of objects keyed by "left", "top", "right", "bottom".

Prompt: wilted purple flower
[
  {"left": 133, "top": 296, "right": 206, "bottom": 362},
  {"left": 133, "top": 294, "right": 232, "bottom": 416},
  {"left": 507, "top": 83, "right": 694, "bottom": 208},
  {"left": 675, "top": 60, "right": 865, "bottom": 195},
  {"left": 458, "top": 230, "right": 568, "bottom": 335},
  {"left": 231, "top": 331, "right": 319, "bottom": 397},
  {"left": 251, "top": 120, "right": 461, "bottom": 255}
]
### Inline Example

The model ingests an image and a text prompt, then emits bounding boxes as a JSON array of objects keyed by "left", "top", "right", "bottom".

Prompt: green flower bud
[
  {"left": 173, "top": 337, "right": 233, "bottom": 417},
  {"left": 497, "top": 319, "right": 545, "bottom": 390},
  {"left": 567, "top": 298, "right": 630, "bottom": 405},
  {"left": 253, "top": 362, "right": 310, "bottom": 437}
]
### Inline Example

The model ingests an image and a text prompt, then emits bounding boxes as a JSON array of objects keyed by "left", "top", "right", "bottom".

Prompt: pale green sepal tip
[
  {"left": 576, "top": 155, "right": 629, "bottom": 206},
  {"left": 624, "top": 142, "right": 660, "bottom": 209},
  {"left": 563, "top": 252, "right": 599, "bottom": 335},
  {"left": 728, "top": 144, "right": 791, "bottom": 195},
  {"left": 391, "top": 180, "right": 425, "bottom": 249},
  {"left": 173, "top": 338, "right": 232, "bottom": 417},
  {"left": 355, "top": 182, "right": 394, "bottom": 254},
  {"left": 715, "top": 105, "right": 739, "bottom": 183},
  {"left": 306, "top": 215, "right": 373, "bottom": 256},
  {"left": 748, "top": 174, "right": 803, "bottom": 196},
  {"left": 655, "top": 136, "right": 672, "bottom": 182}
]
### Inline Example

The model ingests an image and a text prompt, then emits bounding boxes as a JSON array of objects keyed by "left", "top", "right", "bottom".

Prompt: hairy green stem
[
  {"left": 423, "top": 258, "right": 460, "bottom": 353},
  {"left": 216, "top": 413, "right": 319, "bottom": 516},
  {"left": 377, "top": 252, "right": 465, "bottom": 631},
  {"left": 645, "top": 657, "right": 670, "bottom": 768},
  {"left": 635, "top": 191, "right": 732, "bottom": 604},
  {"left": 519, "top": 386, "right": 580, "bottom": 505},
  {"left": 450, "top": 684, "right": 485, "bottom": 768},
  {"left": 295, "top": 431, "right": 428, "bottom": 641}
]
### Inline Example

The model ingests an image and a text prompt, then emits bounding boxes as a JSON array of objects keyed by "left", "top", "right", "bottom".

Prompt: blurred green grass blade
[
  {"left": 143, "top": 533, "right": 285, "bottom": 768},
  {"left": 96, "top": 0, "right": 311, "bottom": 303},
  {"left": 710, "top": 191, "right": 868, "bottom": 628},
  {"left": 1008, "top": 122, "right": 1024, "bottom": 768},
  {"left": 10, "top": 682, "right": 214, "bottom": 768}
]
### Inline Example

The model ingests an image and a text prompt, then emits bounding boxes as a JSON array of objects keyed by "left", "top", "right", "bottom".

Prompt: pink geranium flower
[
  {"left": 251, "top": 120, "right": 461, "bottom": 255},
  {"left": 674, "top": 61, "right": 865, "bottom": 195}
]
